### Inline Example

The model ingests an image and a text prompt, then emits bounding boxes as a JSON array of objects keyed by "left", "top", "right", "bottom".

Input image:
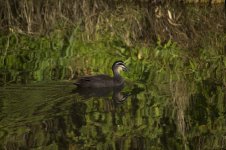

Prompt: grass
[{"left": 0, "top": 26, "right": 225, "bottom": 85}]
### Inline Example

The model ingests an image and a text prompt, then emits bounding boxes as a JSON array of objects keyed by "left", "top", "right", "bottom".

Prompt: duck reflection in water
[{"left": 73, "top": 85, "right": 130, "bottom": 104}]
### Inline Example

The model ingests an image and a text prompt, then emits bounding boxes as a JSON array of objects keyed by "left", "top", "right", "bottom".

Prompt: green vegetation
[{"left": 0, "top": 1, "right": 225, "bottom": 85}]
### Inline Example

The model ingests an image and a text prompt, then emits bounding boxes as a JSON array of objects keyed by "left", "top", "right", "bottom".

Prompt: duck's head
[{"left": 112, "top": 61, "right": 128, "bottom": 76}]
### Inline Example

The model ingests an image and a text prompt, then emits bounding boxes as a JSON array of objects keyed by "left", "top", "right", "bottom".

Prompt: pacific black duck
[{"left": 74, "top": 61, "right": 127, "bottom": 88}]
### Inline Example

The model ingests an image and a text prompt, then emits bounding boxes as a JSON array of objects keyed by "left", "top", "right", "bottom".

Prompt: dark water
[{"left": 0, "top": 81, "right": 226, "bottom": 149}]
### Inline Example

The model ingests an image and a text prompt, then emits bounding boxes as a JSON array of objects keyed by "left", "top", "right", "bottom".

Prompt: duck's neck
[{"left": 113, "top": 71, "right": 122, "bottom": 80}]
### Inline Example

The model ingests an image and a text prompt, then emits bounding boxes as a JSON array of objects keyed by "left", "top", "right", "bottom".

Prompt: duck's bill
[{"left": 122, "top": 65, "right": 128, "bottom": 72}]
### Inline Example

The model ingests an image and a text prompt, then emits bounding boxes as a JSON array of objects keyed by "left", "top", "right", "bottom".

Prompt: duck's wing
[
  {"left": 77, "top": 75, "right": 112, "bottom": 82},
  {"left": 74, "top": 75, "right": 113, "bottom": 87}
]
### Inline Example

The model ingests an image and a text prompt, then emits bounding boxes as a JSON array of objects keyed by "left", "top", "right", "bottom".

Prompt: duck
[{"left": 74, "top": 61, "right": 127, "bottom": 88}]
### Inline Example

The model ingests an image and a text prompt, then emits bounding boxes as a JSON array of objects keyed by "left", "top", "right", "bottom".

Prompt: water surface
[{"left": 0, "top": 81, "right": 225, "bottom": 149}]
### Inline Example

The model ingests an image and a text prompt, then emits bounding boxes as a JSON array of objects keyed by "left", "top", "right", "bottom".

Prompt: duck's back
[{"left": 75, "top": 74, "right": 124, "bottom": 88}]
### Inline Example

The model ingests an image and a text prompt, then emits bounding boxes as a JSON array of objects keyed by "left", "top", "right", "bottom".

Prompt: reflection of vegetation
[{"left": 0, "top": 80, "right": 225, "bottom": 149}]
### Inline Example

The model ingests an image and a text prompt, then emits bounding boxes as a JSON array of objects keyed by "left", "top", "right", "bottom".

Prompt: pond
[{"left": 0, "top": 79, "right": 225, "bottom": 149}]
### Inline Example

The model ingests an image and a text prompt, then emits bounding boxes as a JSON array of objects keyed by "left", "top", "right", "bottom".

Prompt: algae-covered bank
[{"left": 0, "top": 1, "right": 226, "bottom": 149}]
